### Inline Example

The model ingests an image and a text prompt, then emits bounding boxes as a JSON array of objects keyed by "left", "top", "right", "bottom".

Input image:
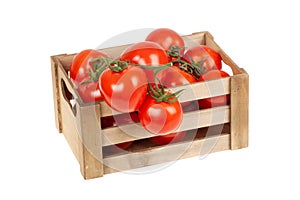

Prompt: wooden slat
[
  {"left": 99, "top": 101, "right": 122, "bottom": 117},
  {"left": 76, "top": 104, "right": 104, "bottom": 179},
  {"left": 183, "top": 31, "right": 206, "bottom": 48},
  {"left": 170, "top": 77, "right": 230, "bottom": 103},
  {"left": 100, "top": 77, "right": 230, "bottom": 117},
  {"left": 102, "top": 105, "right": 230, "bottom": 146},
  {"left": 230, "top": 69, "right": 249, "bottom": 149},
  {"left": 103, "top": 123, "right": 230, "bottom": 158},
  {"left": 51, "top": 56, "right": 62, "bottom": 132},
  {"left": 103, "top": 133, "right": 230, "bottom": 174}
]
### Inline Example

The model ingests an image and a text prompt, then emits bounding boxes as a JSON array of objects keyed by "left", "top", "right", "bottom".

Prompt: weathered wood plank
[
  {"left": 230, "top": 69, "right": 249, "bottom": 149},
  {"left": 102, "top": 105, "right": 230, "bottom": 146},
  {"left": 100, "top": 77, "right": 230, "bottom": 117},
  {"left": 103, "top": 134, "right": 230, "bottom": 174}
]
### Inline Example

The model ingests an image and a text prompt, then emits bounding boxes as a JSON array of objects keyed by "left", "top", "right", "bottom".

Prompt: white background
[{"left": 1, "top": 0, "right": 299, "bottom": 199}]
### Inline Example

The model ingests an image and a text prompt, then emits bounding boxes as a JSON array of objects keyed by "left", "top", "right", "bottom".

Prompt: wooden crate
[{"left": 51, "top": 31, "right": 249, "bottom": 179}]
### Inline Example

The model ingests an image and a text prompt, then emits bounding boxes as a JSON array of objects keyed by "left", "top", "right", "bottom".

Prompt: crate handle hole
[{"left": 60, "top": 78, "right": 77, "bottom": 117}]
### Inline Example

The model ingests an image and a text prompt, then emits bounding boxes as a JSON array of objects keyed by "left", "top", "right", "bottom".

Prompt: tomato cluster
[{"left": 69, "top": 28, "right": 230, "bottom": 149}]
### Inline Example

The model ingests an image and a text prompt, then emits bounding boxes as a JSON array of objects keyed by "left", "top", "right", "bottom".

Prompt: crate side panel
[
  {"left": 58, "top": 75, "right": 85, "bottom": 173},
  {"left": 51, "top": 56, "right": 64, "bottom": 132},
  {"left": 102, "top": 105, "right": 230, "bottom": 146},
  {"left": 57, "top": 62, "right": 104, "bottom": 179}
]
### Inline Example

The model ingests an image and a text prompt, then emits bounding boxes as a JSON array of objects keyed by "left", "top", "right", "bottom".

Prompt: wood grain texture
[
  {"left": 100, "top": 77, "right": 230, "bottom": 117},
  {"left": 76, "top": 104, "right": 103, "bottom": 179},
  {"left": 57, "top": 62, "right": 104, "bottom": 179},
  {"left": 50, "top": 56, "right": 62, "bottom": 132},
  {"left": 103, "top": 134, "right": 230, "bottom": 174},
  {"left": 102, "top": 105, "right": 230, "bottom": 146},
  {"left": 230, "top": 69, "right": 249, "bottom": 149}
]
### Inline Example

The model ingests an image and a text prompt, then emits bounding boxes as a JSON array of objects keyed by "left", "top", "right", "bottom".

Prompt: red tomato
[
  {"left": 99, "top": 65, "right": 148, "bottom": 113},
  {"left": 145, "top": 28, "right": 185, "bottom": 56},
  {"left": 160, "top": 65, "right": 196, "bottom": 87},
  {"left": 159, "top": 65, "right": 197, "bottom": 107},
  {"left": 149, "top": 131, "right": 186, "bottom": 146},
  {"left": 183, "top": 45, "right": 222, "bottom": 72},
  {"left": 120, "top": 41, "right": 169, "bottom": 82},
  {"left": 138, "top": 93, "right": 183, "bottom": 135},
  {"left": 70, "top": 49, "right": 107, "bottom": 86},
  {"left": 77, "top": 77, "right": 103, "bottom": 103},
  {"left": 198, "top": 70, "right": 230, "bottom": 109},
  {"left": 199, "top": 70, "right": 229, "bottom": 81}
]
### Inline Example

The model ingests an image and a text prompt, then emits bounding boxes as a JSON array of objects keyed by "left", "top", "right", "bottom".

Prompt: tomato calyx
[{"left": 148, "top": 81, "right": 183, "bottom": 103}]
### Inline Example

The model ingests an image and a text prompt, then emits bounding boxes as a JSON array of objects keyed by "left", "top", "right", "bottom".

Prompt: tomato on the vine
[
  {"left": 159, "top": 65, "right": 197, "bottom": 107},
  {"left": 120, "top": 41, "right": 169, "bottom": 82},
  {"left": 149, "top": 131, "right": 186, "bottom": 146},
  {"left": 160, "top": 65, "right": 197, "bottom": 87},
  {"left": 138, "top": 85, "right": 183, "bottom": 135},
  {"left": 183, "top": 45, "right": 222, "bottom": 72},
  {"left": 145, "top": 28, "right": 185, "bottom": 57},
  {"left": 77, "top": 77, "right": 103, "bottom": 102},
  {"left": 99, "top": 61, "right": 148, "bottom": 113},
  {"left": 70, "top": 49, "right": 107, "bottom": 86},
  {"left": 69, "top": 49, "right": 107, "bottom": 103},
  {"left": 198, "top": 70, "right": 230, "bottom": 109}
]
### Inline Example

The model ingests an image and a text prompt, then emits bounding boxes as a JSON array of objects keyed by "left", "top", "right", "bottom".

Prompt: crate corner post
[
  {"left": 77, "top": 104, "right": 104, "bottom": 180},
  {"left": 230, "top": 69, "right": 249, "bottom": 150},
  {"left": 51, "top": 55, "right": 63, "bottom": 133}
]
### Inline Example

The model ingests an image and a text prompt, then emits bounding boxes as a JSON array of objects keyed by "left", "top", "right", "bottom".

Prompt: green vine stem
[
  {"left": 80, "top": 57, "right": 107, "bottom": 84},
  {"left": 135, "top": 62, "right": 172, "bottom": 77},
  {"left": 173, "top": 57, "right": 207, "bottom": 79},
  {"left": 167, "top": 45, "right": 184, "bottom": 58},
  {"left": 87, "top": 53, "right": 207, "bottom": 85},
  {"left": 91, "top": 57, "right": 129, "bottom": 72},
  {"left": 166, "top": 45, "right": 207, "bottom": 79},
  {"left": 148, "top": 80, "right": 184, "bottom": 103}
]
